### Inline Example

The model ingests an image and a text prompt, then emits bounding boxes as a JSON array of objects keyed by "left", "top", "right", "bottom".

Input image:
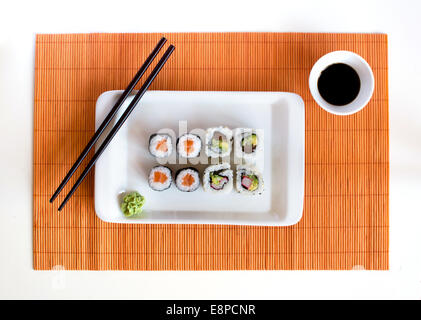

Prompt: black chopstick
[
  {"left": 49, "top": 37, "right": 167, "bottom": 203},
  {"left": 57, "top": 45, "right": 175, "bottom": 211}
]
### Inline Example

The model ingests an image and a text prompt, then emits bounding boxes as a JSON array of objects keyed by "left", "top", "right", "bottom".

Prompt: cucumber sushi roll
[
  {"left": 235, "top": 165, "right": 264, "bottom": 195},
  {"left": 175, "top": 167, "right": 200, "bottom": 192},
  {"left": 234, "top": 128, "right": 263, "bottom": 163},
  {"left": 149, "top": 133, "right": 173, "bottom": 158},
  {"left": 148, "top": 166, "right": 172, "bottom": 191},
  {"left": 205, "top": 126, "right": 233, "bottom": 158},
  {"left": 203, "top": 163, "right": 233, "bottom": 194},
  {"left": 177, "top": 133, "right": 202, "bottom": 158}
]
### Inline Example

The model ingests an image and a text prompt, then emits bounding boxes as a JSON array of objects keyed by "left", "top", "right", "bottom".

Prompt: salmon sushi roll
[
  {"left": 177, "top": 133, "right": 201, "bottom": 158},
  {"left": 148, "top": 166, "right": 172, "bottom": 191},
  {"left": 149, "top": 133, "right": 173, "bottom": 158},
  {"left": 175, "top": 167, "right": 200, "bottom": 192}
]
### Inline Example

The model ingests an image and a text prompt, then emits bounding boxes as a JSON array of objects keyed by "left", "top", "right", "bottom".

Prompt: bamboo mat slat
[{"left": 33, "top": 33, "right": 389, "bottom": 270}]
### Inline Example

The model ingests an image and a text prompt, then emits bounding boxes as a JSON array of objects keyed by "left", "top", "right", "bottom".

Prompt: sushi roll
[
  {"left": 203, "top": 163, "right": 233, "bottom": 194},
  {"left": 149, "top": 133, "right": 172, "bottom": 158},
  {"left": 148, "top": 166, "right": 172, "bottom": 191},
  {"left": 175, "top": 167, "right": 200, "bottom": 192},
  {"left": 177, "top": 133, "right": 202, "bottom": 158},
  {"left": 236, "top": 165, "right": 264, "bottom": 195},
  {"left": 205, "top": 127, "right": 233, "bottom": 158},
  {"left": 234, "top": 128, "right": 263, "bottom": 163}
]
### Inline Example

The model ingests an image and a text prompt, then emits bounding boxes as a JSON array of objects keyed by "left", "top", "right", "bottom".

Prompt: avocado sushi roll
[
  {"left": 148, "top": 166, "right": 172, "bottom": 191},
  {"left": 203, "top": 163, "right": 233, "bottom": 194},
  {"left": 235, "top": 165, "right": 264, "bottom": 195},
  {"left": 177, "top": 133, "right": 202, "bottom": 158},
  {"left": 149, "top": 133, "right": 173, "bottom": 158},
  {"left": 175, "top": 167, "right": 200, "bottom": 192},
  {"left": 205, "top": 127, "right": 233, "bottom": 158},
  {"left": 234, "top": 128, "right": 263, "bottom": 164}
]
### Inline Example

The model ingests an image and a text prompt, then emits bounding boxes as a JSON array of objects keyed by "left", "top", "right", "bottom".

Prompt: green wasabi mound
[{"left": 120, "top": 191, "right": 145, "bottom": 217}]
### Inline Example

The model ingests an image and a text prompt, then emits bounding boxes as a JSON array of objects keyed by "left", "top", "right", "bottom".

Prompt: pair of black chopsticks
[{"left": 50, "top": 37, "right": 175, "bottom": 211}]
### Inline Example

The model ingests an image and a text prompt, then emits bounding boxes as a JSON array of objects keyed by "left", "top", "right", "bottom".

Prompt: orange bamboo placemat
[{"left": 33, "top": 33, "right": 389, "bottom": 270}]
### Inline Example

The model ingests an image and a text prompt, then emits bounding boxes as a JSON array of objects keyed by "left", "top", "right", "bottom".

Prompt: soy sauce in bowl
[{"left": 317, "top": 63, "right": 361, "bottom": 106}]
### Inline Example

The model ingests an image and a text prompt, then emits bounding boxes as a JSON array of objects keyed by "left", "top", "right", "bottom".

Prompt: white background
[{"left": 1, "top": 0, "right": 421, "bottom": 299}]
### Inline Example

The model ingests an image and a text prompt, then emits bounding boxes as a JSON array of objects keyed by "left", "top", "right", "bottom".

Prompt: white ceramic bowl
[{"left": 309, "top": 51, "right": 375, "bottom": 116}]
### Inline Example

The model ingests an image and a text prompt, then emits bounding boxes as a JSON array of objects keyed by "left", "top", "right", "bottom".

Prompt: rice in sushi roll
[
  {"left": 148, "top": 166, "right": 172, "bottom": 191},
  {"left": 203, "top": 163, "right": 233, "bottom": 194},
  {"left": 175, "top": 167, "right": 200, "bottom": 192},
  {"left": 177, "top": 133, "right": 202, "bottom": 158},
  {"left": 235, "top": 165, "right": 264, "bottom": 195},
  {"left": 205, "top": 127, "right": 233, "bottom": 158},
  {"left": 234, "top": 128, "right": 263, "bottom": 164},
  {"left": 149, "top": 133, "right": 173, "bottom": 158}
]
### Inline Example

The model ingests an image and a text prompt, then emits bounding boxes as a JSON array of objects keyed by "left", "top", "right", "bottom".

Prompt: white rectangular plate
[{"left": 94, "top": 90, "right": 305, "bottom": 226}]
